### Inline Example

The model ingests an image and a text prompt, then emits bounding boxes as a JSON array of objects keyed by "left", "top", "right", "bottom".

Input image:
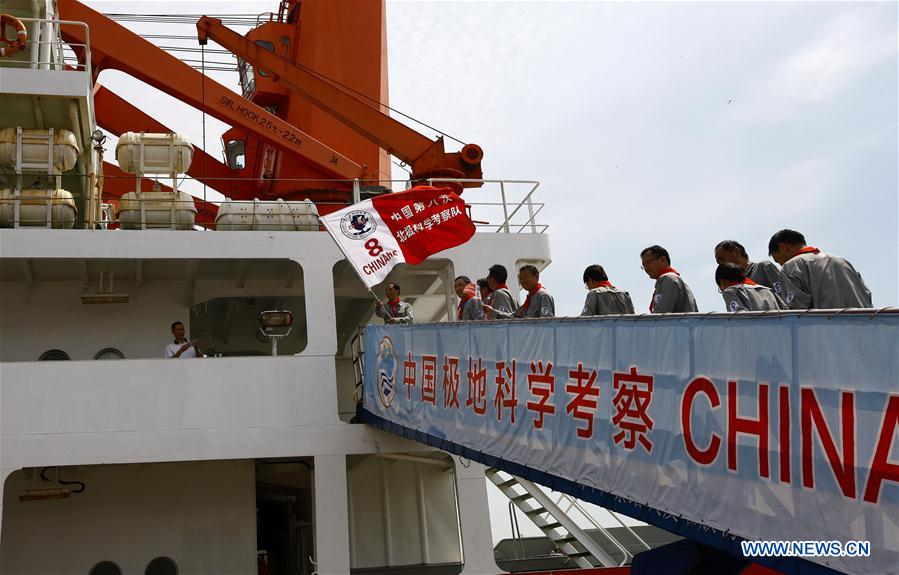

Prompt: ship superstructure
[{"left": 0, "top": 1, "right": 556, "bottom": 574}]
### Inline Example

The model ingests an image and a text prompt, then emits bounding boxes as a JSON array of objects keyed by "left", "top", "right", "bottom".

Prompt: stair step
[
  {"left": 497, "top": 478, "right": 519, "bottom": 489},
  {"left": 510, "top": 494, "right": 533, "bottom": 503},
  {"left": 538, "top": 521, "right": 562, "bottom": 530}
]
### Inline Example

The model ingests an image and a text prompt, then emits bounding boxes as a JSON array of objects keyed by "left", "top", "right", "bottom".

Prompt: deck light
[{"left": 259, "top": 310, "right": 293, "bottom": 356}]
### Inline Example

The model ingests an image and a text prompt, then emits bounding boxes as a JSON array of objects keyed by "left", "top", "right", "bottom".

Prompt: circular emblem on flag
[
  {"left": 729, "top": 300, "right": 739, "bottom": 312},
  {"left": 376, "top": 336, "right": 398, "bottom": 409},
  {"left": 772, "top": 281, "right": 782, "bottom": 293},
  {"left": 340, "top": 210, "right": 377, "bottom": 240},
  {"left": 653, "top": 293, "right": 662, "bottom": 304}
]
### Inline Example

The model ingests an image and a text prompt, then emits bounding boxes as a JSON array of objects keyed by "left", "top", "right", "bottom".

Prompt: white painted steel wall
[
  {"left": 0, "top": 281, "right": 193, "bottom": 361},
  {"left": 1, "top": 460, "right": 256, "bottom": 575},
  {"left": 347, "top": 455, "right": 461, "bottom": 569},
  {"left": 0, "top": 228, "right": 548, "bottom": 575}
]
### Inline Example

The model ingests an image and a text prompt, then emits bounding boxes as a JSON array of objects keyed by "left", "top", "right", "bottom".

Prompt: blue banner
[{"left": 362, "top": 313, "right": 899, "bottom": 575}]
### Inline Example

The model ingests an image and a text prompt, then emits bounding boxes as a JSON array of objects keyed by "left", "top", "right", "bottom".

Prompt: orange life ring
[{"left": 0, "top": 14, "right": 27, "bottom": 57}]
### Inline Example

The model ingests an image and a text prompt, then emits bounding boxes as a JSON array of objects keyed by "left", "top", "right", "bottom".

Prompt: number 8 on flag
[{"left": 321, "top": 186, "right": 476, "bottom": 289}]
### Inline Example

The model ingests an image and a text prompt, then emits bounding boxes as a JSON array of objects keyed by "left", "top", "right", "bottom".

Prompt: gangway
[
  {"left": 359, "top": 309, "right": 899, "bottom": 575},
  {"left": 487, "top": 468, "right": 619, "bottom": 568}
]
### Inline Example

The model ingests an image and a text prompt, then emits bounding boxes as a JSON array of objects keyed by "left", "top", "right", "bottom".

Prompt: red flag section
[
  {"left": 321, "top": 186, "right": 475, "bottom": 289},
  {"left": 372, "top": 186, "right": 475, "bottom": 265}
]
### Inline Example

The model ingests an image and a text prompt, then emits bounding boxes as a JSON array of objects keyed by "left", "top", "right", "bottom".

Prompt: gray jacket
[
  {"left": 745, "top": 260, "right": 796, "bottom": 309},
  {"left": 722, "top": 283, "right": 785, "bottom": 312},
  {"left": 496, "top": 286, "right": 555, "bottom": 318},
  {"left": 651, "top": 272, "right": 698, "bottom": 313},
  {"left": 581, "top": 286, "right": 635, "bottom": 316},
  {"left": 458, "top": 297, "right": 482, "bottom": 321},
  {"left": 488, "top": 288, "right": 517, "bottom": 318},
  {"left": 781, "top": 251, "right": 872, "bottom": 309},
  {"left": 375, "top": 300, "right": 414, "bottom": 324}
]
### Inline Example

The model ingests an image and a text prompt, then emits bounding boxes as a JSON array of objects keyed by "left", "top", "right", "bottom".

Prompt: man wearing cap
[
  {"left": 581, "top": 264, "right": 635, "bottom": 315},
  {"left": 641, "top": 245, "right": 698, "bottom": 313},
  {"left": 768, "top": 229, "right": 872, "bottom": 309}
]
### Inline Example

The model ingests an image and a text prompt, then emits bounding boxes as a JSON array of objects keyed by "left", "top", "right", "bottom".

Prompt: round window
[
  {"left": 39, "top": 349, "right": 70, "bottom": 361},
  {"left": 89, "top": 561, "right": 122, "bottom": 575},
  {"left": 94, "top": 348, "right": 125, "bottom": 360},
  {"left": 145, "top": 557, "right": 178, "bottom": 575}
]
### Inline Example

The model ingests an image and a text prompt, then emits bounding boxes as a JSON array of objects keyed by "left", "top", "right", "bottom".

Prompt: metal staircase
[{"left": 486, "top": 468, "right": 621, "bottom": 568}]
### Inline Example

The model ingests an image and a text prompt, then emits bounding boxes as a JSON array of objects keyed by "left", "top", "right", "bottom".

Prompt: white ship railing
[
  {"left": 0, "top": 18, "right": 92, "bottom": 75},
  {"left": 4, "top": 174, "right": 547, "bottom": 232},
  {"left": 428, "top": 178, "right": 545, "bottom": 234}
]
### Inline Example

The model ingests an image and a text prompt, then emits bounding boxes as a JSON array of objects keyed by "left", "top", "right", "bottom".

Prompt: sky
[
  {"left": 92, "top": 0, "right": 898, "bottom": 316},
  {"left": 88, "top": 0, "right": 898, "bottom": 542}
]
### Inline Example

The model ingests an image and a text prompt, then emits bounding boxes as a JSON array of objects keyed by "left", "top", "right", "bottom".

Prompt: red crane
[{"left": 58, "top": 0, "right": 484, "bottom": 223}]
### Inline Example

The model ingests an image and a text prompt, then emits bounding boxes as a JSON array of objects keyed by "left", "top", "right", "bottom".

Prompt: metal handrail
[
  {"left": 428, "top": 178, "right": 544, "bottom": 234},
  {"left": 9, "top": 18, "right": 92, "bottom": 76},
  {"left": 554, "top": 491, "right": 650, "bottom": 564}
]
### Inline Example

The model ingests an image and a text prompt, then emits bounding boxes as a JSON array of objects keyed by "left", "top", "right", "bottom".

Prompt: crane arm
[
  {"left": 58, "top": 0, "right": 365, "bottom": 182},
  {"left": 196, "top": 17, "right": 484, "bottom": 184}
]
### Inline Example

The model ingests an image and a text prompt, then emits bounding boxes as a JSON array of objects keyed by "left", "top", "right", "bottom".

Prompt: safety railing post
[
  {"left": 499, "top": 180, "right": 511, "bottom": 233},
  {"left": 526, "top": 183, "right": 536, "bottom": 233}
]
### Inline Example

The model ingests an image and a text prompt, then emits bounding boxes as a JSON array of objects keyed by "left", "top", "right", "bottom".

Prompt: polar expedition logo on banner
[
  {"left": 339, "top": 210, "right": 377, "bottom": 240},
  {"left": 376, "top": 336, "right": 398, "bottom": 408}
]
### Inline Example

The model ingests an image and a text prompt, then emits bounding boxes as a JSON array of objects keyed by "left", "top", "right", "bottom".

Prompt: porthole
[
  {"left": 145, "top": 556, "right": 178, "bottom": 575},
  {"left": 39, "top": 349, "right": 70, "bottom": 361},
  {"left": 88, "top": 561, "right": 122, "bottom": 575},
  {"left": 94, "top": 348, "right": 125, "bottom": 360}
]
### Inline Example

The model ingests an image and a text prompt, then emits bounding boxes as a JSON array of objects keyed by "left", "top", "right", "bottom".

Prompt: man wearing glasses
[
  {"left": 580, "top": 264, "right": 635, "bottom": 315},
  {"left": 640, "top": 245, "right": 698, "bottom": 313}
]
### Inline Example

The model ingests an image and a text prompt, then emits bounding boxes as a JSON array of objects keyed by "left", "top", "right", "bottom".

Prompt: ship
[{"left": 1, "top": 2, "right": 896, "bottom": 575}]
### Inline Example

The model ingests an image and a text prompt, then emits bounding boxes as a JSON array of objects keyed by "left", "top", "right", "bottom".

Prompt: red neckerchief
[
  {"left": 649, "top": 268, "right": 679, "bottom": 311},
  {"left": 797, "top": 246, "right": 820, "bottom": 255},
  {"left": 522, "top": 283, "right": 543, "bottom": 314},
  {"left": 387, "top": 298, "right": 401, "bottom": 318},
  {"left": 722, "top": 277, "right": 758, "bottom": 289},
  {"left": 457, "top": 295, "right": 472, "bottom": 320},
  {"left": 495, "top": 283, "right": 509, "bottom": 291},
  {"left": 597, "top": 281, "right": 614, "bottom": 288}
]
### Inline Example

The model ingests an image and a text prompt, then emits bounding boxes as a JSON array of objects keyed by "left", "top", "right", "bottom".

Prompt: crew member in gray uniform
[
  {"left": 454, "top": 275, "right": 481, "bottom": 321},
  {"left": 715, "top": 263, "right": 785, "bottom": 312},
  {"left": 640, "top": 245, "right": 698, "bottom": 313},
  {"left": 374, "top": 283, "right": 414, "bottom": 324},
  {"left": 768, "top": 229, "right": 872, "bottom": 309},
  {"left": 486, "top": 265, "right": 555, "bottom": 318},
  {"left": 486, "top": 264, "right": 517, "bottom": 319},
  {"left": 714, "top": 239, "right": 797, "bottom": 308},
  {"left": 581, "top": 264, "right": 635, "bottom": 315}
]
